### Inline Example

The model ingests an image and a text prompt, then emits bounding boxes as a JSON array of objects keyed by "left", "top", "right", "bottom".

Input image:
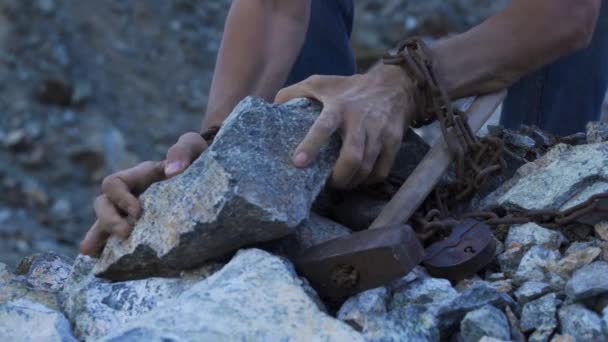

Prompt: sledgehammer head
[{"left": 295, "top": 224, "right": 424, "bottom": 300}]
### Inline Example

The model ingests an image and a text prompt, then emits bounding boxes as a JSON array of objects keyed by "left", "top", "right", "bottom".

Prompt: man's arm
[
  {"left": 276, "top": 0, "right": 602, "bottom": 188},
  {"left": 80, "top": 0, "right": 310, "bottom": 256},
  {"left": 435, "top": 0, "right": 601, "bottom": 98},
  {"left": 202, "top": 0, "right": 310, "bottom": 130}
]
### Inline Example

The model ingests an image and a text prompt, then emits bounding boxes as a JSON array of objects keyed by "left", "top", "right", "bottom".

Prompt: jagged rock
[
  {"left": 460, "top": 305, "right": 510, "bottom": 342},
  {"left": 60, "top": 255, "right": 221, "bottom": 341},
  {"left": 514, "top": 281, "right": 552, "bottom": 305},
  {"left": 546, "top": 246, "right": 601, "bottom": 279},
  {"left": 0, "top": 262, "right": 60, "bottom": 311},
  {"left": 504, "top": 306, "right": 526, "bottom": 342},
  {"left": 479, "top": 143, "right": 608, "bottom": 225},
  {"left": 0, "top": 262, "right": 10, "bottom": 281},
  {"left": 487, "top": 273, "right": 506, "bottom": 281},
  {"left": 565, "top": 261, "right": 608, "bottom": 301},
  {"left": 565, "top": 240, "right": 601, "bottom": 255},
  {"left": 15, "top": 252, "right": 72, "bottom": 292},
  {"left": 361, "top": 305, "right": 439, "bottom": 342},
  {"left": 102, "top": 249, "right": 362, "bottom": 341},
  {"left": 504, "top": 223, "right": 565, "bottom": 251},
  {"left": 513, "top": 246, "right": 561, "bottom": 285},
  {"left": 520, "top": 293, "right": 558, "bottom": 334},
  {"left": 502, "top": 129, "right": 537, "bottom": 158},
  {"left": 390, "top": 277, "right": 458, "bottom": 311},
  {"left": 338, "top": 287, "right": 389, "bottom": 331},
  {"left": 490, "top": 280, "right": 513, "bottom": 294},
  {"left": 499, "top": 223, "right": 564, "bottom": 276},
  {"left": 559, "top": 304, "right": 606, "bottom": 342},
  {"left": 497, "top": 245, "right": 526, "bottom": 275},
  {"left": 435, "top": 282, "right": 516, "bottom": 333},
  {"left": 0, "top": 299, "right": 77, "bottom": 342},
  {"left": 454, "top": 276, "right": 485, "bottom": 293},
  {"left": 270, "top": 213, "right": 352, "bottom": 259},
  {"left": 602, "top": 307, "right": 608, "bottom": 337},
  {"left": 95, "top": 98, "right": 340, "bottom": 280},
  {"left": 595, "top": 222, "right": 608, "bottom": 241},
  {"left": 388, "top": 266, "right": 430, "bottom": 290},
  {"left": 586, "top": 121, "right": 608, "bottom": 144},
  {"left": 551, "top": 335, "right": 576, "bottom": 342},
  {"left": 529, "top": 328, "right": 554, "bottom": 342}
]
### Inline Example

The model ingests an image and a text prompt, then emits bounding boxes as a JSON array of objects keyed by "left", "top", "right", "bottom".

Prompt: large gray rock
[
  {"left": 460, "top": 305, "right": 510, "bottom": 342},
  {"left": 95, "top": 97, "right": 339, "bottom": 280},
  {"left": 0, "top": 299, "right": 77, "bottom": 342},
  {"left": 565, "top": 261, "right": 608, "bottom": 301},
  {"left": 514, "top": 281, "right": 552, "bottom": 305},
  {"left": 15, "top": 252, "right": 72, "bottom": 292},
  {"left": 513, "top": 246, "right": 561, "bottom": 285},
  {"left": 586, "top": 121, "right": 608, "bottom": 144},
  {"left": 504, "top": 223, "right": 564, "bottom": 251},
  {"left": 435, "top": 282, "right": 516, "bottom": 333},
  {"left": 389, "top": 277, "right": 458, "bottom": 310},
  {"left": 497, "top": 245, "right": 526, "bottom": 275},
  {"left": 102, "top": 249, "right": 362, "bottom": 341},
  {"left": 559, "top": 304, "right": 606, "bottom": 342},
  {"left": 361, "top": 305, "right": 439, "bottom": 342},
  {"left": 479, "top": 143, "right": 608, "bottom": 225},
  {"left": 60, "top": 255, "right": 220, "bottom": 341},
  {"left": 520, "top": 293, "right": 558, "bottom": 333},
  {"left": 546, "top": 245, "right": 601, "bottom": 280},
  {"left": 0, "top": 260, "right": 62, "bottom": 311},
  {"left": 338, "top": 287, "right": 389, "bottom": 331}
]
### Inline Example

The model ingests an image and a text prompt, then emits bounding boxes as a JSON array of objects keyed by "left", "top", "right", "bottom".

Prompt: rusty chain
[{"left": 382, "top": 37, "right": 608, "bottom": 242}]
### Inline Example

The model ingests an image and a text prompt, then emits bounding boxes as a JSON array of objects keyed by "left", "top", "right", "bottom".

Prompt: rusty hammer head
[{"left": 295, "top": 224, "right": 424, "bottom": 300}]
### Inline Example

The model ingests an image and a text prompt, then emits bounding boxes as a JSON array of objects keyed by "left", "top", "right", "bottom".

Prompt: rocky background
[{"left": 4, "top": 1, "right": 608, "bottom": 341}]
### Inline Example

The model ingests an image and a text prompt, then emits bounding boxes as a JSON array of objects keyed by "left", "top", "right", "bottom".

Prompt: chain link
[{"left": 382, "top": 37, "right": 608, "bottom": 242}]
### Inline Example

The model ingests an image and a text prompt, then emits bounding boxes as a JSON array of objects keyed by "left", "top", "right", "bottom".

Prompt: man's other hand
[
  {"left": 79, "top": 132, "right": 207, "bottom": 256},
  {"left": 275, "top": 65, "right": 416, "bottom": 189}
]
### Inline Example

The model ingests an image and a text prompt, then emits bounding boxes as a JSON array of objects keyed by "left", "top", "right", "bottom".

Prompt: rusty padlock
[{"left": 423, "top": 218, "right": 496, "bottom": 281}]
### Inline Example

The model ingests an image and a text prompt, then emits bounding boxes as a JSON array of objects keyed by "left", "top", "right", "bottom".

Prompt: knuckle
[
  {"left": 116, "top": 198, "right": 131, "bottom": 212},
  {"left": 101, "top": 175, "right": 117, "bottom": 192},
  {"left": 315, "top": 114, "right": 339, "bottom": 132},
  {"left": 166, "top": 144, "right": 186, "bottom": 158},
  {"left": 343, "top": 149, "right": 363, "bottom": 167},
  {"left": 377, "top": 167, "right": 390, "bottom": 180},
  {"left": 139, "top": 161, "right": 157, "bottom": 170},
  {"left": 180, "top": 132, "right": 204, "bottom": 145},
  {"left": 307, "top": 75, "right": 322, "bottom": 84},
  {"left": 94, "top": 195, "right": 107, "bottom": 209},
  {"left": 360, "top": 162, "right": 373, "bottom": 176}
]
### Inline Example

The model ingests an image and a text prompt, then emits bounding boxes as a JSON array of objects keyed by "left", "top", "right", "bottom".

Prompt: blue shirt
[{"left": 285, "top": 0, "right": 356, "bottom": 85}]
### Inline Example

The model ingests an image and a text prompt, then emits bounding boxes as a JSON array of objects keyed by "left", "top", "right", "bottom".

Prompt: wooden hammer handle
[{"left": 369, "top": 90, "right": 507, "bottom": 229}]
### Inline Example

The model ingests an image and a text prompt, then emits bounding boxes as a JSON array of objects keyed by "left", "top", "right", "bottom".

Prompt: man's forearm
[
  {"left": 202, "top": 0, "right": 310, "bottom": 130},
  {"left": 432, "top": 0, "right": 601, "bottom": 99}
]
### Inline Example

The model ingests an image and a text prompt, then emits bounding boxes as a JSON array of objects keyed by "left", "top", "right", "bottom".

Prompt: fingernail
[
  {"left": 165, "top": 161, "right": 183, "bottom": 175},
  {"left": 293, "top": 152, "right": 308, "bottom": 167}
]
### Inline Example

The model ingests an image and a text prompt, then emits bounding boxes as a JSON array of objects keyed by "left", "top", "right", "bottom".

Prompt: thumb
[{"left": 165, "top": 132, "right": 207, "bottom": 177}]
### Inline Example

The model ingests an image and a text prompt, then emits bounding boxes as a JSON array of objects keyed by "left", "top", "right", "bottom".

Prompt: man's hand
[
  {"left": 275, "top": 64, "right": 416, "bottom": 189},
  {"left": 79, "top": 132, "right": 207, "bottom": 256}
]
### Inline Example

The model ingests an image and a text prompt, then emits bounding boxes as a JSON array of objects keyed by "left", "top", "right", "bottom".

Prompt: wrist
[
  {"left": 382, "top": 38, "right": 450, "bottom": 127},
  {"left": 369, "top": 63, "right": 419, "bottom": 126}
]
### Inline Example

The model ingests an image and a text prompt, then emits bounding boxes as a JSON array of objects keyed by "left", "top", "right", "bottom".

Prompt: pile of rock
[{"left": 3, "top": 99, "right": 608, "bottom": 341}]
